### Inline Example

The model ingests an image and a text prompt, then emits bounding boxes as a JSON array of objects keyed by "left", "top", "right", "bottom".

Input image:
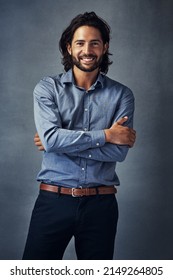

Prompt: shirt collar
[{"left": 61, "top": 69, "right": 105, "bottom": 89}]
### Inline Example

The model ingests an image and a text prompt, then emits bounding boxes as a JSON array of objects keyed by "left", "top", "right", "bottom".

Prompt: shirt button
[
  {"left": 82, "top": 168, "right": 85, "bottom": 171},
  {"left": 84, "top": 128, "right": 88, "bottom": 131},
  {"left": 96, "top": 142, "right": 100, "bottom": 146},
  {"left": 88, "top": 154, "right": 92, "bottom": 158},
  {"left": 84, "top": 108, "right": 88, "bottom": 112}
]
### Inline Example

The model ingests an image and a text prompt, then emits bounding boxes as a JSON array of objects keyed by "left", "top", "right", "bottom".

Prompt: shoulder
[
  {"left": 35, "top": 73, "right": 64, "bottom": 89},
  {"left": 103, "top": 75, "right": 134, "bottom": 100},
  {"left": 33, "top": 73, "right": 64, "bottom": 98}
]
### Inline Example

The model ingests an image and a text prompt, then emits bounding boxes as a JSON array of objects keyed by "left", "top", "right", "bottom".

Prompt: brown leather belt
[{"left": 40, "top": 183, "right": 117, "bottom": 197}]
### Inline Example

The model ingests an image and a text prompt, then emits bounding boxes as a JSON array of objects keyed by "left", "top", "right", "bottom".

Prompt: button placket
[
  {"left": 79, "top": 159, "right": 87, "bottom": 184},
  {"left": 83, "top": 91, "right": 89, "bottom": 132},
  {"left": 79, "top": 91, "right": 90, "bottom": 185}
]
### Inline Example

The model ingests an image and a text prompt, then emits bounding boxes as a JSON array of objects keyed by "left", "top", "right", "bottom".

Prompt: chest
[{"left": 54, "top": 85, "right": 120, "bottom": 130}]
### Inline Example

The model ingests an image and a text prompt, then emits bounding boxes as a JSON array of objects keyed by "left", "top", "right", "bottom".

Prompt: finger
[
  {"left": 34, "top": 132, "right": 40, "bottom": 140},
  {"left": 35, "top": 142, "right": 42, "bottom": 147},
  {"left": 34, "top": 136, "right": 41, "bottom": 143},
  {"left": 131, "top": 129, "right": 136, "bottom": 135},
  {"left": 34, "top": 137, "right": 41, "bottom": 143},
  {"left": 116, "top": 116, "right": 128, "bottom": 125},
  {"left": 35, "top": 141, "right": 43, "bottom": 147},
  {"left": 128, "top": 139, "right": 135, "bottom": 148},
  {"left": 129, "top": 135, "right": 136, "bottom": 147},
  {"left": 38, "top": 146, "right": 45, "bottom": 151},
  {"left": 34, "top": 137, "right": 39, "bottom": 143},
  {"left": 128, "top": 128, "right": 136, "bottom": 136},
  {"left": 129, "top": 133, "right": 136, "bottom": 141},
  {"left": 34, "top": 133, "right": 40, "bottom": 139},
  {"left": 132, "top": 130, "right": 136, "bottom": 138}
]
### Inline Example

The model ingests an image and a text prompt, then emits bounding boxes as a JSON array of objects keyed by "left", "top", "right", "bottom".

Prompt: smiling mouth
[{"left": 79, "top": 56, "right": 96, "bottom": 63}]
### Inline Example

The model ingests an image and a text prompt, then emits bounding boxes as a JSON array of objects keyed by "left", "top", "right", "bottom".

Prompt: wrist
[{"left": 104, "top": 129, "right": 111, "bottom": 143}]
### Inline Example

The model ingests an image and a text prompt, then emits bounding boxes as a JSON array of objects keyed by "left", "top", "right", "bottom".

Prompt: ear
[
  {"left": 103, "top": 43, "right": 109, "bottom": 54},
  {"left": 67, "top": 43, "right": 72, "bottom": 55}
]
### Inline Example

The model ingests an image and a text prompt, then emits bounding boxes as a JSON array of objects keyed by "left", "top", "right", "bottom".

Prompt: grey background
[{"left": 0, "top": 0, "right": 173, "bottom": 260}]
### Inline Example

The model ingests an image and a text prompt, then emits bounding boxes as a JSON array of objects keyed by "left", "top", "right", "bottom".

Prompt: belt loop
[
  {"left": 57, "top": 186, "right": 61, "bottom": 197},
  {"left": 96, "top": 186, "right": 99, "bottom": 197}
]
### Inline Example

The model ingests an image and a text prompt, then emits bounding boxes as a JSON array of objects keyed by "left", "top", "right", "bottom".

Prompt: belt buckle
[{"left": 72, "top": 186, "right": 83, "bottom": 197}]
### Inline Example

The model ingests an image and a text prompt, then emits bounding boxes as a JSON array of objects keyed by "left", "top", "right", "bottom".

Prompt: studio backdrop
[{"left": 0, "top": 0, "right": 173, "bottom": 259}]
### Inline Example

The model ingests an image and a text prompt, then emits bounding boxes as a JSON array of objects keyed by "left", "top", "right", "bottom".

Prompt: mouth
[{"left": 79, "top": 56, "right": 96, "bottom": 63}]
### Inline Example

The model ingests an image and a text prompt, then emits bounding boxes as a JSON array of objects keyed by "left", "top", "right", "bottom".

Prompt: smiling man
[
  {"left": 68, "top": 26, "right": 107, "bottom": 74},
  {"left": 23, "top": 12, "right": 136, "bottom": 260}
]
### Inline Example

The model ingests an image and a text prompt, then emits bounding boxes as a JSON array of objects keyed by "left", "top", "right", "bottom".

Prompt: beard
[{"left": 71, "top": 54, "right": 103, "bottom": 72}]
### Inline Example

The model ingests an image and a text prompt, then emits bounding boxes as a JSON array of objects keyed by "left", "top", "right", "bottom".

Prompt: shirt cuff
[{"left": 90, "top": 130, "right": 105, "bottom": 148}]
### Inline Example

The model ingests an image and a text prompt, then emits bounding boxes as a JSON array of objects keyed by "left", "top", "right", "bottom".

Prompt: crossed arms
[
  {"left": 34, "top": 116, "right": 136, "bottom": 162},
  {"left": 33, "top": 78, "right": 136, "bottom": 163}
]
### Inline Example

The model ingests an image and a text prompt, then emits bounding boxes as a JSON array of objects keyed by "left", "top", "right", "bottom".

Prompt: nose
[{"left": 83, "top": 43, "right": 91, "bottom": 54}]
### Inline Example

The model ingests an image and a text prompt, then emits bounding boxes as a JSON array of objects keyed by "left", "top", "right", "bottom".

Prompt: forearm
[
  {"left": 35, "top": 112, "right": 134, "bottom": 157},
  {"left": 35, "top": 108, "right": 135, "bottom": 157},
  {"left": 37, "top": 126, "right": 105, "bottom": 153},
  {"left": 68, "top": 143, "right": 129, "bottom": 162},
  {"left": 64, "top": 111, "right": 135, "bottom": 162}
]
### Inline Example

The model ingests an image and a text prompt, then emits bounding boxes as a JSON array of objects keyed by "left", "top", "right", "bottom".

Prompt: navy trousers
[{"left": 23, "top": 189, "right": 118, "bottom": 260}]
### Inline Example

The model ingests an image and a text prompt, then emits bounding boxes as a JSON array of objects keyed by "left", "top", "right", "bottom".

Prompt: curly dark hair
[{"left": 59, "top": 12, "right": 112, "bottom": 74}]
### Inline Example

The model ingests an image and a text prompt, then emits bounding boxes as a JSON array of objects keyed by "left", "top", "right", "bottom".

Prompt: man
[{"left": 23, "top": 11, "right": 136, "bottom": 260}]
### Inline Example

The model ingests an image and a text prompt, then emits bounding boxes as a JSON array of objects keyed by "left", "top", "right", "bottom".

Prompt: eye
[
  {"left": 93, "top": 42, "right": 99, "bottom": 46},
  {"left": 76, "top": 42, "right": 84, "bottom": 46},
  {"left": 91, "top": 41, "right": 100, "bottom": 47}
]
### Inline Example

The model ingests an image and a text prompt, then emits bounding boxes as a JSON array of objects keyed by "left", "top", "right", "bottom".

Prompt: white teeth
[{"left": 82, "top": 58, "right": 94, "bottom": 61}]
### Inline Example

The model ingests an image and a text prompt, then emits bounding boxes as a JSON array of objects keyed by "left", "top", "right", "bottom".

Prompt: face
[{"left": 67, "top": 26, "right": 108, "bottom": 73}]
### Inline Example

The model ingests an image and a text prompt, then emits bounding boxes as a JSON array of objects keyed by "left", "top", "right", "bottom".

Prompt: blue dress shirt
[{"left": 34, "top": 69, "right": 135, "bottom": 188}]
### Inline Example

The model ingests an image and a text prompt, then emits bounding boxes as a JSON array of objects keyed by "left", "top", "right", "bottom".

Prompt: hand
[
  {"left": 34, "top": 133, "right": 45, "bottom": 151},
  {"left": 104, "top": 116, "right": 136, "bottom": 147}
]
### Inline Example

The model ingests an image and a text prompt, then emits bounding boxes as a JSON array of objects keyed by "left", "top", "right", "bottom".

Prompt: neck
[{"left": 72, "top": 66, "right": 99, "bottom": 91}]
